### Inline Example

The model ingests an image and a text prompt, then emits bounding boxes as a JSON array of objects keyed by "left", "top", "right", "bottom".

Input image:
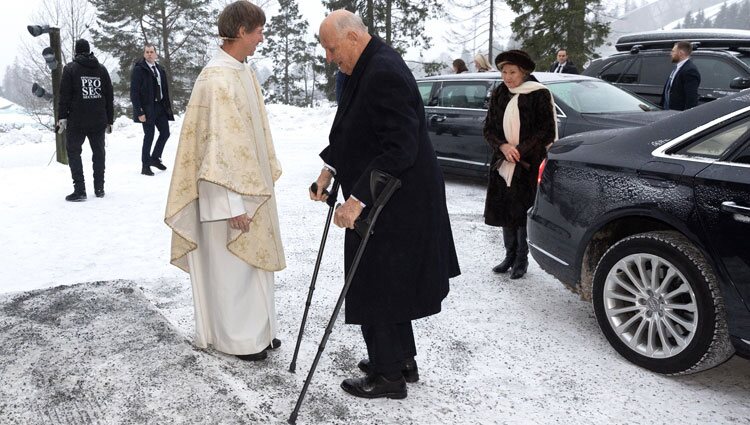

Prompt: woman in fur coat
[{"left": 483, "top": 50, "right": 557, "bottom": 279}]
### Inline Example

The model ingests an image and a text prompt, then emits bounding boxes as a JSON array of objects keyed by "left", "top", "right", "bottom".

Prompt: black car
[
  {"left": 584, "top": 29, "right": 750, "bottom": 106},
  {"left": 527, "top": 89, "right": 750, "bottom": 374},
  {"left": 417, "top": 72, "right": 674, "bottom": 177}
]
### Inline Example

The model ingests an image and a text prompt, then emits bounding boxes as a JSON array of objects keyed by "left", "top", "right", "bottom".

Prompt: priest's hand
[
  {"left": 334, "top": 197, "right": 363, "bottom": 229},
  {"left": 228, "top": 213, "right": 252, "bottom": 233},
  {"left": 500, "top": 143, "right": 520, "bottom": 163},
  {"left": 310, "top": 169, "right": 333, "bottom": 202}
]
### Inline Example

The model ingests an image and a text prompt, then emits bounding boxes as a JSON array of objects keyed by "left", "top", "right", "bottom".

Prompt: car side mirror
[{"left": 730, "top": 77, "right": 750, "bottom": 89}]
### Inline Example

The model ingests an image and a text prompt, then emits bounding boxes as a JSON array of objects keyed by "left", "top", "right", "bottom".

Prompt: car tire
[{"left": 592, "top": 231, "right": 734, "bottom": 375}]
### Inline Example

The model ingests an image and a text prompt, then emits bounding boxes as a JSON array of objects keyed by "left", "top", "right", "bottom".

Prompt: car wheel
[{"left": 592, "top": 231, "right": 734, "bottom": 375}]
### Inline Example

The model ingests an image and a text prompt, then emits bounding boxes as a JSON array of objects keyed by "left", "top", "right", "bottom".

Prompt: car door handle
[
  {"left": 429, "top": 115, "right": 446, "bottom": 122},
  {"left": 721, "top": 201, "right": 750, "bottom": 217}
]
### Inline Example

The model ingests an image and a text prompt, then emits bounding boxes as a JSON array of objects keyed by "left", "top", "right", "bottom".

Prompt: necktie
[
  {"left": 151, "top": 66, "right": 163, "bottom": 101},
  {"left": 556, "top": 63, "right": 563, "bottom": 73},
  {"left": 664, "top": 66, "right": 677, "bottom": 109}
]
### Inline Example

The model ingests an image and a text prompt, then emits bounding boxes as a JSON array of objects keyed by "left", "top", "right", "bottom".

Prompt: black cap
[
  {"left": 494, "top": 49, "right": 536, "bottom": 72},
  {"left": 75, "top": 39, "right": 90, "bottom": 55}
]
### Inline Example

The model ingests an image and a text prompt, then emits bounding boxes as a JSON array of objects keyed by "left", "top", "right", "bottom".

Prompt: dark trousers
[
  {"left": 141, "top": 101, "right": 170, "bottom": 167},
  {"left": 502, "top": 226, "right": 528, "bottom": 261},
  {"left": 361, "top": 321, "right": 416, "bottom": 380},
  {"left": 66, "top": 127, "right": 106, "bottom": 189}
]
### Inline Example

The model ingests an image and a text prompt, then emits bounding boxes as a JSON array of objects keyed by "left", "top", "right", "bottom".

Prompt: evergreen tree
[
  {"left": 739, "top": 1, "right": 750, "bottom": 30},
  {"left": 505, "top": 0, "right": 609, "bottom": 68},
  {"left": 89, "top": 0, "right": 217, "bottom": 112},
  {"left": 682, "top": 10, "right": 694, "bottom": 28},
  {"left": 261, "top": 0, "right": 309, "bottom": 105}
]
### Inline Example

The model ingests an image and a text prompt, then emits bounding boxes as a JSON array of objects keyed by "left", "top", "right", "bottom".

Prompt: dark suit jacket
[
  {"left": 661, "top": 59, "right": 701, "bottom": 111},
  {"left": 320, "top": 36, "right": 460, "bottom": 324},
  {"left": 548, "top": 61, "right": 579, "bottom": 74},
  {"left": 130, "top": 59, "right": 174, "bottom": 123}
]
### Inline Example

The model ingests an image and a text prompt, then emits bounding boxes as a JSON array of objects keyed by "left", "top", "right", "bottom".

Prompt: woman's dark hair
[
  {"left": 452, "top": 58, "right": 468, "bottom": 74},
  {"left": 218, "top": 1, "right": 266, "bottom": 39}
]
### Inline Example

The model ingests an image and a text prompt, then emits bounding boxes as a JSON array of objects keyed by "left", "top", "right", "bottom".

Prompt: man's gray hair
[{"left": 333, "top": 11, "right": 368, "bottom": 33}]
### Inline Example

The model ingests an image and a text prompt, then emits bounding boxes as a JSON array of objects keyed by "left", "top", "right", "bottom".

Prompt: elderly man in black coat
[{"left": 311, "top": 10, "right": 460, "bottom": 400}]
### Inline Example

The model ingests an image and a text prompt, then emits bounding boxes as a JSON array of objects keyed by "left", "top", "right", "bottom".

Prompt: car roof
[
  {"left": 615, "top": 28, "right": 750, "bottom": 52},
  {"left": 417, "top": 71, "right": 601, "bottom": 84}
]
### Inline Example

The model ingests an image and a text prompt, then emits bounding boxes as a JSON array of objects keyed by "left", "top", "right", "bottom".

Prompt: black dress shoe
[
  {"left": 341, "top": 374, "right": 407, "bottom": 399},
  {"left": 151, "top": 159, "right": 167, "bottom": 171},
  {"left": 266, "top": 338, "right": 281, "bottom": 350},
  {"left": 65, "top": 191, "right": 87, "bottom": 202},
  {"left": 358, "top": 358, "right": 419, "bottom": 383},
  {"left": 95, "top": 188, "right": 105, "bottom": 198},
  {"left": 141, "top": 166, "right": 154, "bottom": 176},
  {"left": 236, "top": 350, "right": 268, "bottom": 361}
]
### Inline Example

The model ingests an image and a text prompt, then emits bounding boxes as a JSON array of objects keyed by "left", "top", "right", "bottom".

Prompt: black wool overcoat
[
  {"left": 129, "top": 59, "right": 175, "bottom": 123},
  {"left": 483, "top": 76, "right": 556, "bottom": 228},
  {"left": 321, "top": 36, "right": 460, "bottom": 325}
]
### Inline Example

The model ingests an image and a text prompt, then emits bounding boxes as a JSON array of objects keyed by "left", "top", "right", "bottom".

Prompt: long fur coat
[{"left": 483, "top": 76, "right": 556, "bottom": 228}]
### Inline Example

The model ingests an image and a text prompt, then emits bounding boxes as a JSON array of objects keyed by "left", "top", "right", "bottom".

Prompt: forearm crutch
[
  {"left": 288, "top": 170, "right": 402, "bottom": 425},
  {"left": 289, "top": 180, "right": 340, "bottom": 374}
]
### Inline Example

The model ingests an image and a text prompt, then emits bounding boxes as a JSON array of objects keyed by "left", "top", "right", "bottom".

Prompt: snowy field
[{"left": 1, "top": 104, "right": 749, "bottom": 424}]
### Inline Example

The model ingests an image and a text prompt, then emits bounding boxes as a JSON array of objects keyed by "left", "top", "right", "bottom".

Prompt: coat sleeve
[
  {"left": 58, "top": 65, "right": 73, "bottom": 120},
  {"left": 130, "top": 65, "right": 143, "bottom": 118},
  {"left": 351, "top": 69, "right": 420, "bottom": 206},
  {"left": 103, "top": 67, "right": 114, "bottom": 125},
  {"left": 683, "top": 65, "right": 701, "bottom": 109},
  {"left": 518, "top": 89, "right": 556, "bottom": 161},
  {"left": 483, "top": 87, "right": 507, "bottom": 152}
]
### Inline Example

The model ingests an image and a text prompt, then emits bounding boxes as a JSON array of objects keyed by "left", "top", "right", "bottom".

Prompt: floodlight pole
[{"left": 48, "top": 27, "right": 67, "bottom": 164}]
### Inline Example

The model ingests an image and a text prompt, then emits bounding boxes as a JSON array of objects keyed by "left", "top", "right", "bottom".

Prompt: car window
[
  {"left": 673, "top": 117, "right": 750, "bottom": 160},
  {"left": 692, "top": 57, "right": 744, "bottom": 90},
  {"left": 739, "top": 55, "right": 750, "bottom": 68},
  {"left": 418, "top": 82, "right": 435, "bottom": 106},
  {"left": 546, "top": 80, "right": 655, "bottom": 113},
  {"left": 439, "top": 81, "right": 492, "bottom": 109},
  {"left": 599, "top": 58, "right": 635, "bottom": 83},
  {"left": 638, "top": 55, "right": 674, "bottom": 85}
]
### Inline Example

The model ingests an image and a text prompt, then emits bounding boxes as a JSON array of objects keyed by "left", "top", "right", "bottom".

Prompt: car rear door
[
  {"left": 690, "top": 115, "right": 750, "bottom": 308},
  {"left": 692, "top": 53, "right": 750, "bottom": 103},
  {"left": 428, "top": 79, "right": 493, "bottom": 175}
]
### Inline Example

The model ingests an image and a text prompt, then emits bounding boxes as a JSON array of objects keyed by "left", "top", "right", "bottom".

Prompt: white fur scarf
[{"left": 498, "top": 81, "right": 558, "bottom": 187}]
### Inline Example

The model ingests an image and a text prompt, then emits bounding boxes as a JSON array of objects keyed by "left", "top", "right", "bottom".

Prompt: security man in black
[{"left": 57, "top": 39, "right": 114, "bottom": 201}]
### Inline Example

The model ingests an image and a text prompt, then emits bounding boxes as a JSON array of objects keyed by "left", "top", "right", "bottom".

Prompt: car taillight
[{"left": 537, "top": 158, "right": 547, "bottom": 186}]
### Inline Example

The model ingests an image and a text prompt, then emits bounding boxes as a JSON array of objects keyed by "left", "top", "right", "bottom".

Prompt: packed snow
[{"left": 1, "top": 104, "right": 749, "bottom": 424}]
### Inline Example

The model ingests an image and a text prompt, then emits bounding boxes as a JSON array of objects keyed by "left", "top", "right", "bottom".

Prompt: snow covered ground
[{"left": 1, "top": 104, "right": 749, "bottom": 424}]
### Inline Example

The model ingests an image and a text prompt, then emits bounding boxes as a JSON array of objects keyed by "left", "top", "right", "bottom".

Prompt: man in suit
[
  {"left": 661, "top": 41, "right": 701, "bottom": 111},
  {"left": 130, "top": 43, "right": 175, "bottom": 176},
  {"left": 311, "top": 10, "right": 460, "bottom": 400},
  {"left": 548, "top": 49, "right": 579, "bottom": 74}
]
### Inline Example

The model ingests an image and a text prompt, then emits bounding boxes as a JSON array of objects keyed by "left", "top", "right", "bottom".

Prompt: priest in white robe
[{"left": 165, "top": 1, "right": 285, "bottom": 361}]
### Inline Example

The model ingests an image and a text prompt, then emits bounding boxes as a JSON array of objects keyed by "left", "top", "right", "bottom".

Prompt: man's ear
[{"left": 345, "top": 30, "right": 358, "bottom": 43}]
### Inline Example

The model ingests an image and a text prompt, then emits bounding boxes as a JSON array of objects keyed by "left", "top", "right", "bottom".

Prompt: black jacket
[
  {"left": 130, "top": 59, "right": 174, "bottom": 123},
  {"left": 483, "top": 76, "right": 557, "bottom": 228},
  {"left": 548, "top": 61, "right": 579, "bottom": 74},
  {"left": 58, "top": 53, "right": 113, "bottom": 131},
  {"left": 321, "top": 36, "right": 460, "bottom": 325},
  {"left": 661, "top": 59, "right": 701, "bottom": 111}
]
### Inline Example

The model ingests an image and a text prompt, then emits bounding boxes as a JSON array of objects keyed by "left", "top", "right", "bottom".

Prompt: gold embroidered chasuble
[{"left": 165, "top": 48, "right": 285, "bottom": 273}]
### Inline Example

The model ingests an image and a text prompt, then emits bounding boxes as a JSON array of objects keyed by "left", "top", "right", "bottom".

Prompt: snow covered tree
[
  {"left": 89, "top": 0, "right": 217, "bottom": 111},
  {"left": 505, "top": 0, "right": 609, "bottom": 68},
  {"left": 261, "top": 0, "right": 309, "bottom": 105}
]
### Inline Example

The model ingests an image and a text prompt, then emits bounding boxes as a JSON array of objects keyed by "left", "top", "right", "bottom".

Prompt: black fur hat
[{"left": 494, "top": 50, "right": 535, "bottom": 72}]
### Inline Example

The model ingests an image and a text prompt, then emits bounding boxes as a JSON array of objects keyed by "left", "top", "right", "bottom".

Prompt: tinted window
[
  {"left": 674, "top": 117, "right": 750, "bottom": 159},
  {"left": 692, "top": 57, "right": 744, "bottom": 89},
  {"left": 439, "top": 81, "right": 492, "bottom": 109},
  {"left": 546, "top": 80, "right": 656, "bottom": 113},
  {"left": 418, "top": 82, "right": 435, "bottom": 105},
  {"left": 739, "top": 55, "right": 750, "bottom": 68},
  {"left": 600, "top": 58, "right": 635, "bottom": 83},
  {"left": 638, "top": 55, "right": 674, "bottom": 85}
]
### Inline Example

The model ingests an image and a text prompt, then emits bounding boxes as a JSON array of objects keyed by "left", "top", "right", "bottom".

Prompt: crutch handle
[{"left": 310, "top": 182, "right": 329, "bottom": 197}]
